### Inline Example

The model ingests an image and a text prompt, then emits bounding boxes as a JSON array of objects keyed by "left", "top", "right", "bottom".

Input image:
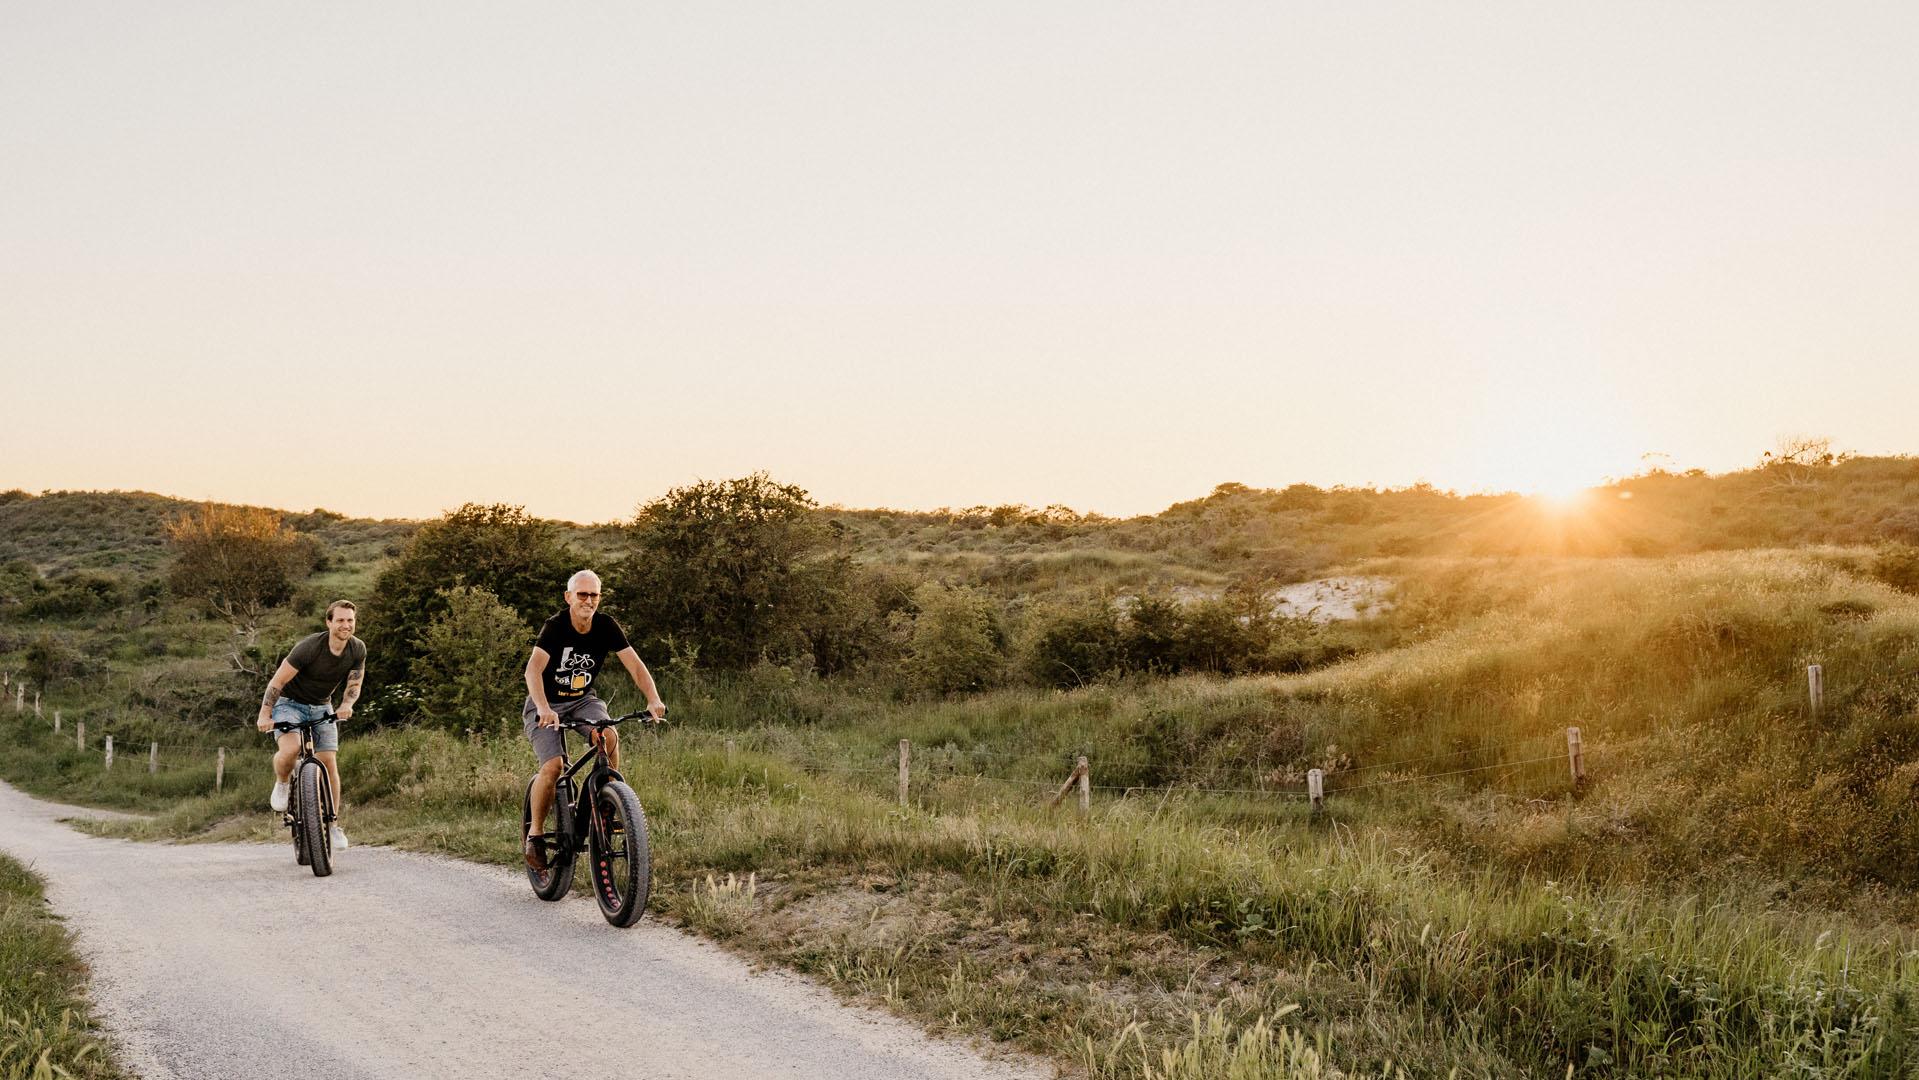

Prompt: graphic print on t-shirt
[
  {"left": 555, "top": 646, "right": 597, "bottom": 693},
  {"left": 535, "top": 610, "right": 631, "bottom": 701}
]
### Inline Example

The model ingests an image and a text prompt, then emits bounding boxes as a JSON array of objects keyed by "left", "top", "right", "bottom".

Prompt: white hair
[{"left": 567, "top": 569, "right": 601, "bottom": 593}]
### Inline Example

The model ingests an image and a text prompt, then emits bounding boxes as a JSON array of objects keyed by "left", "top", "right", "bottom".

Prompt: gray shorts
[{"left": 522, "top": 695, "right": 610, "bottom": 763}]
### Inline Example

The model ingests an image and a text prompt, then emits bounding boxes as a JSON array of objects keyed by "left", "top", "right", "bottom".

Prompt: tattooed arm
[
  {"left": 337, "top": 667, "right": 364, "bottom": 721},
  {"left": 256, "top": 660, "right": 300, "bottom": 732}
]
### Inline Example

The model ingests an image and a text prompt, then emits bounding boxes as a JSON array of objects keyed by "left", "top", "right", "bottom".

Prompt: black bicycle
[
  {"left": 273, "top": 711, "right": 338, "bottom": 878},
  {"left": 521, "top": 709, "right": 658, "bottom": 927}
]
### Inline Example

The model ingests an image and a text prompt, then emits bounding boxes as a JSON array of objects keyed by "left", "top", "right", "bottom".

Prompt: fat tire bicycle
[
  {"left": 272, "top": 711, "right": 339, "bottom": 878},
  {"left": 522, "top": 709, "right": 659, "bottom": 927}
]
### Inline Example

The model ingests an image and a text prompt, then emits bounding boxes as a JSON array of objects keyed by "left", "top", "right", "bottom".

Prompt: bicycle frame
[{"left": 546, "top": 723, "right": 625, "bottom": 856}]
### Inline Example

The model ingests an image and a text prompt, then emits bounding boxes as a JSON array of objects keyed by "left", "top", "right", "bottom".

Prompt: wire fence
[{"left": 13, "top": 685, "right": 1591, "bottom": 811}]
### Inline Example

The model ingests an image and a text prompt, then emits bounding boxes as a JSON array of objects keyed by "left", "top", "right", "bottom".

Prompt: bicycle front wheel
[
  {"left": 298, "top": 760, "right": 332, "bottom": 878},
  {"left": 588, "top": 779, "right": 650, "bottom": 927}
]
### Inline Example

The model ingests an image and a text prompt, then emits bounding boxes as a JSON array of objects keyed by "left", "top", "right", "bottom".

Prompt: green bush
[
  {"left": 408, "top": 586, "right": 532, "bottom": 733},
  {"left": 360, "top": 503, "right": 575, "bottom": 705},
  {"left": 617, "top": 474, "right": 875, "bottom": 673},
  {"left": 1022, "top": 598, "right": 1123, "bottom": 688},
  {"left": 19, "top": 570, "right": 131, "bottom": 619},
  {"left": 22, "top": 633, "right": 89, "bottom": 689},
  {"left": 900, "top": 583, "right": 1004, "bottom": 695}
]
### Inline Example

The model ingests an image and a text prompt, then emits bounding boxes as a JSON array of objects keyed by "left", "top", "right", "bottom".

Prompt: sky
[{"left": 3, "top": 2, "right": 1915, "bottom": 522}]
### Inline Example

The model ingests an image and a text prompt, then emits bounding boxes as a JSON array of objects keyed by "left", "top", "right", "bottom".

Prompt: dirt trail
[{"left": 0, "top": 781, "right": 1050, "bottom": 1080}]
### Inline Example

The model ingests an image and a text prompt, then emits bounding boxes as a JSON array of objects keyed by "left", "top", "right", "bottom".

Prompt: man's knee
[{"left": 536, "top": 757, "right": 564, "bottom": 781}]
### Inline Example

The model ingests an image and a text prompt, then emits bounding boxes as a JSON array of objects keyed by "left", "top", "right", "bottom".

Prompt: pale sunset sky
[{"left": 3, "top": 3, "right": 1915, "bottom": 522}]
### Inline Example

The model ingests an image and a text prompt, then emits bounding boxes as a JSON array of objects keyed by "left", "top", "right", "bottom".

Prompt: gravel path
[{"left": 0, "top": 780, "right": 1051, "bottom": 1080}]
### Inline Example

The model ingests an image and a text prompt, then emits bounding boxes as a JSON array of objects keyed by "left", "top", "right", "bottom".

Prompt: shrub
[
  {"left": 408, "top": 586, "right": 532, "bottom": 733},
  {"left": 1869, "top": 544, "right": 1919, "bottom": 594},
  {"left": 900, "top": 583, "right": 1004, "bottom": 695},
  {"left": 360, "top": 503, "right": 575, "bottom": 697},
  {"left": 166, "top": 503, "right": 314, "bottom": 634},
  {"left": 22, "top": 633, "right": 88, "bottom": 689},
  {"left": 1022, "top": 598, "right": 1123, "bottom": 689},
  {"left": 18, "top": 570, "right": 131, "bottom": 619},
  {"left": 617, "top": 473, "right": 869, "bottom": 673}
]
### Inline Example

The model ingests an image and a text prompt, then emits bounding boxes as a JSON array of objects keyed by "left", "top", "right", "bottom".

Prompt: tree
[
  {"left": 166, "top": 503, "right": 313, "bottom": 665},
  {"left": 900, "top": 583, "right": 1004, "bottom": 695},
  {"left": 361, "top": 503, "right": 576, "bottom": 700},
  {"left": 410, "top": 586, "right": 532, "bottom": 734},
  {"left": 618, "top": 473, "right": 859, "bottom": 671}
]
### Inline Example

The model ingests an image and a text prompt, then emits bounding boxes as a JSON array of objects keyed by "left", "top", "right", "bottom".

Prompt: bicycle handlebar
[
  {"left": 559, "top": 707, "right": 668, "bottom": 732},
  {"left": 272, "top": 710, "right": 339, "bottom": 734}
]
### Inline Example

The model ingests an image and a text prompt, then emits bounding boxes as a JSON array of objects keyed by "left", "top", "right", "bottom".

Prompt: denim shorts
[{"left": 271, "top": 699, "right": 339, "bottom": 753}]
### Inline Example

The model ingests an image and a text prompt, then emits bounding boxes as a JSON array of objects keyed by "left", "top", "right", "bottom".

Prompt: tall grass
[{"left": 0, "top": 856, "right": 125, "bottom": 1080}]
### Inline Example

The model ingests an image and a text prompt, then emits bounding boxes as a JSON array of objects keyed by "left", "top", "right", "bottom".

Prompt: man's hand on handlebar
[
  {"left": 537, "top": 704, "right": 561, "bottom": 729},
  {"left": 255, "top": 712, "right": 274, "bottom": 733}
]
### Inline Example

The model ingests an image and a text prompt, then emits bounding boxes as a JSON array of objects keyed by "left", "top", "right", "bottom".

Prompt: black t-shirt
[
  {"left": 533, "top": 610, "right": 631, "bottom": 702},
  {"left": 282, "top": 633, "right": 367, "bottom": 706}
]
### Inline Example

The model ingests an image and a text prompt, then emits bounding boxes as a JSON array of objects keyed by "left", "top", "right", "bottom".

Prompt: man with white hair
[{"left": 521, "top": 569, "right": 666, "bottom": 870}]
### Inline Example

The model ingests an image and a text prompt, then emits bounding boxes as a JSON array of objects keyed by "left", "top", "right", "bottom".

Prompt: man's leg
[
  {"left": 272, "top": 732, "right": 300, "bottom": 782},
  {"left": 528, "top": 756, "right": 563, "bottom": 835},
  {"left": 602, "top": 726, "right": 620, "bottom": 772}
]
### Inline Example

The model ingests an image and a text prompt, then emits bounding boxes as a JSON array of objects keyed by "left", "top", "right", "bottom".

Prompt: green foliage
[
  {"left": 1022, "top": 598, "right": 1124, "bottom": 689},
  {"left": 361, "top": 503, "right": 574, "bottom": 703},
  {"left": 17, "top": 571, "right": 131, "bottom": 620},
  {"left": 0, "top": 854, "right": 126, "bottom": 1079},
  {"left": 0, "top": 560, "right": 35, "bottom": 608},
  {"left": 21, "top": 634, "right": 88, "bottom": 690},
  {"left": 900, "top": 582, "right": 1004, "bottom": 695},
  {"left": 1021, "top": 595, "right": 1349, "bottom": 689},
  {"left": 1870, "top": 543, "right": 1919, "bottom": 594},
  {"left": 617, "top": 473, "right": 872, "bottom": 672},
  {"left": 166, "top": 503, "right": 314, "bottom": 632},
  {"left": 409, "top": 586, "right": 532, "bottom": 734}
]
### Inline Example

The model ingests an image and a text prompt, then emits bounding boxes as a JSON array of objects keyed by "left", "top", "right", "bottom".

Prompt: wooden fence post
[
  {"left": 725, "top": 739, "right": 737, "bottom": 766},
  {"left": 104, "top": 735, "right": 114, "bottom": 770},
  {"left": 149, "top": 741, "right": 159, "bottom": 775},
  {"left": 1808, "top": 664, "right": 1824, "bottom": 716},
  {"left": 12, "top": 684, "right": 21, "bottom": 713},
  {"left": 898, "top": 739, "right": 911, "bottom": 807},
  {"left": 1308, "top": 768, "right": 1325, "bottom": 812},
  {"left": 76, "top": 720, "right": 85, "bottom": 751},
  {"left": 215, "top": 748, "right": 226, "bottom": 792},
  {"left": 1076, "top": 755, "right": 1090, "bottom": 816},
  {"left": 1050, "top": 757, "right": 1089, "bottom": 810},
  {"left": 33, "top": 691, "right": 41, "bottom": 719},
  {"left": 1566, "top": 727, "right": 1585, "bottom": 786},
  {"left": 53, "top": 709, "right": 61, "bottom": 733}
]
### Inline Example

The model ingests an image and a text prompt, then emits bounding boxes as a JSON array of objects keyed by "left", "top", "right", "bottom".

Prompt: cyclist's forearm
[
  {"left": 259, "top": 683, "right": 283, "bottom": 716},
  {"left": 524, "top": 662, "right": 551, "bottom": 712},
  {"left": 339, "top": 670, "right": 363, "bottom": 710}
]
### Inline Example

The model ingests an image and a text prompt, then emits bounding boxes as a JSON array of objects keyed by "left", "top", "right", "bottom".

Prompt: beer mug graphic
[{"left": 569, "top": 671, "right": 589, "bottom": 691}]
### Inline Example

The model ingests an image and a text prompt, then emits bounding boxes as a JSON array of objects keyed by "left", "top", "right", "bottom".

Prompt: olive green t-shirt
[{"left": 282, "top": 633, "right": 367, "bottom": 706}]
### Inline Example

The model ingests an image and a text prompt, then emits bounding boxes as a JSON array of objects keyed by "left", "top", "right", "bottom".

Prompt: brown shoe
[{"left": 524, "top": 834, "right": 548, "bottom": 871}]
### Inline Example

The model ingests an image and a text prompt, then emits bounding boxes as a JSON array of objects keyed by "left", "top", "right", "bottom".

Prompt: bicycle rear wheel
[
  {"left": 522, "top": 777, "right": 573, "bottom": 900},
  {"left": 298, "top": 760, "right": 332, "bottom": 878},
  {"left": 588, "top": 779, "right": 650, "bottom": 927}
]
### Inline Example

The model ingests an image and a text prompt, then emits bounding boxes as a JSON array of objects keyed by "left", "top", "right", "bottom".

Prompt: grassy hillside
[{"left": 7, "top": 461, "right": 1919, "bottom": 1075}]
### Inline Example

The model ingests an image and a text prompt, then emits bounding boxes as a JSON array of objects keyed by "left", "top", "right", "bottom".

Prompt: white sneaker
[
  {"left": 269, "top": 781, "right": 289, "bottom": 812},
  {"left": 330, "top": 825, "right": 349, "bottom": 850}
]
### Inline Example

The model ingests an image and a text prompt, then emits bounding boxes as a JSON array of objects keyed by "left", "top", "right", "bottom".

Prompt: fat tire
[
  {"left": 298, "top": 760, "right": 332, "bottom": 878},
  {"left": 588, "top": 779, "right": 650, "bottom": 927},
  {"left": 523, "top": 777, "right": 573, "bottom": 900}
]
